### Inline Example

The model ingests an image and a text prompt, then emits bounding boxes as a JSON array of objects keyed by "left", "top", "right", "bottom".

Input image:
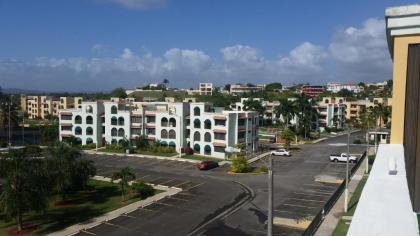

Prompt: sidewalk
[
  {"left": 247, "top": 151, "right": 271, "bottom": 164},
  {"left": 47, "top": 176, "right": 182, "bottom": 236},
  {"left": 314, "top": 157, "right": 368, "bottom": 236}
]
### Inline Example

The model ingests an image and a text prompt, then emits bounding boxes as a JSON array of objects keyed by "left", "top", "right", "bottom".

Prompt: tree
[
  {"left": 337, "top": 88, "right": 354, "bottom": 98},
  {"left": 274, "top": 99, "right": 296, "bottom": 127},
  {"left": 224, "top": 84, "right": 231, "bottom": 92},
  {"left": 0, "top": 149, "right": 50, "bottom": 232},
  {"left": 281, "top": 128, "right": 295, "bottom": 150},
  {"left": 110, "top": 88, "right": 127, "bottom": 99},
  {"left": 265, "top": 82, "right": 283, "bottom": 91},
  {"left": 111, "top": 167, "right": 136, "bottom": 201},
  {"left": 40, "top": 124, "right": 59, "bottom": 145},
  {"left": 162, "top": 79, "right": 169, "bottom": 90},
  {"left": 243, "top": 99, "right": 266, "bottom": 124},
  {"left": 0, "top": 97, "right": 19, "bottom": 128},
  {"left": 230, "top": 155, "right": 250, "bottom": 173}
]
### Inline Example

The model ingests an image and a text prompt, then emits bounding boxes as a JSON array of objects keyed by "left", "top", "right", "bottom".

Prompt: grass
[
  {"left": 181, "top": 154, "right": 224, "bottom": 162},
  {"left": 135, "top": 150, "right": 177, "bottom": 157},
  {"left": 0, "top": 179, "right": 160, "bottom": 236},
  {"left": 331, "top": 175, "right": 369, "bottom": 236}
]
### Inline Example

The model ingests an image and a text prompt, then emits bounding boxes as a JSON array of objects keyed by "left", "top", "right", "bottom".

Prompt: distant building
[
  {"left": 229, "top": 84, "right": 265, "bottom": 95},
  {"left": 327, "top": 83, "right": 364, "bottom": 93},
  {"left": 302, "top": 85, "right": 325, "bottom": 97},
  {"left": 21, "top": 95, "right": 82, "bottom": 119},
  {"left": 199, "top": 83, "right": 213, "bottom": 95},
  {"left": 317, "top": 97, "right": 346, "bottom": 129}
]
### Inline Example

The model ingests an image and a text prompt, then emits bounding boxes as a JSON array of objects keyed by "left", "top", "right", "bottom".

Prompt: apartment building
[
  {"left": 302, "top": 85, "right": 325, "bottom": 97},
  {"left": 199, "top": 83, "right": 213, "bottom": 95},
  {"left": 317, "top": 97, "right": 346, "bottom": 129},
  {"left": 344, "top": 97, "right": 392, "bottom": 123},
  {"left": 327, "top": 82, "right": 364, "bottom": 93},
  {"left": 58, "top": 100, "right": 258, "bottom": 159},
  {"left": 21, "top": 95, "right": 83, "bottom": 119},
  {"left": 229, "top": 84, "right": 265, "bottom": 95}
]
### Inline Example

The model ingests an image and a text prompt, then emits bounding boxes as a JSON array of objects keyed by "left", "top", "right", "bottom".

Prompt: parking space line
[
  {"left": 169, "top": 196, "right": 190, "bottom": 202},
  {"left": 103, "top": 221, "right": 130, "bottom": 230},
  {"left": 177, "top": 192, "right": 195, "bottom": 196},
  {"left": 158, "top": 178, "right": 176, "bottom": 185},
  {"left": 122, "top": 214, "right": 138, "bottom": 219},
  {"left": 136, "top": 175, "right": 150, "bottom": 180},
  {"left": 174, "top": 181, "right": 190, "bottom": 187},
  {"left": 184, "top": 182, "right": 205, "bottom": 191},
  {"left": 287, "top": 197, "right": 325, "bottom": 203},
  {"left": 148, "top": 177, "right": 163, "bottom": 183}
]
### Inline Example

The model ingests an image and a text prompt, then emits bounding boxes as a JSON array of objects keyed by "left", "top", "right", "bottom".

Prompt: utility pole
[
  {"left": 8, "top": 99, "right": 11, "bottom": 147},
  {"left": 366, "top": 121, "right": 369, "bottom": 174},
  {"left": 267, "top": 155, "right": 273, "bottom": 236},
  {"left": 22, "top": 112, "right": 24, "bottom": 146},
  {"left": 344, "top": 125, "right": 350, "bottom": 212}
]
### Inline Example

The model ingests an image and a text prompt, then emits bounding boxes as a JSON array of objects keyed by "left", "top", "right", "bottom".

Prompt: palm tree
[
  {"left": 243, "top": 99, "right": 266, "bottom": 125},
  {"left": 0, "top": 149, "right": 50, "bottom": 232},
  {"left": 274, "top": 99, "right": 296, "bottom": 127},
  {"left": 112, "top": 167, "right": 136, "bottom": 201}
]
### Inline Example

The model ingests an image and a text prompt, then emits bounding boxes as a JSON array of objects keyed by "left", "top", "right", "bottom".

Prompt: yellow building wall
[{"left": 391, "top": 35, "right": 420, "bottom": 144}]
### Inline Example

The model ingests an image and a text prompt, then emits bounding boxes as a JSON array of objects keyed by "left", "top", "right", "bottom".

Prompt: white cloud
[
  {"left": 0, "top": 17, "right": 392, "bottom": 91},
  {"left": 96, "top": 0, "right": 168, "bottom": 10}
]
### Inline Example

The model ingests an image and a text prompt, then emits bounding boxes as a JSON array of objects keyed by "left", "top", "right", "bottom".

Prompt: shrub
[
  {"left": 259, "top": 166, "right": 268, "bottom": 173},
  {"left": 368, "top": 155, "right": 375, "bottom": 165},
  {"left": 230, "top": 156, "right": 251, "bottom": 173},
  {"left": 131, "top": 182, "right": 155, "bottom": 199},
  {"left": 81, "top": 143, "right": 97, "bottom": 150},
  {"left": 0, "top": 139, "right": 7, "bottom": 148},
  {"left": 106, "top": 144, "right": 125, "bottom": 151},
  {"left": 24, "top": 145, "right": 43, "bottom": 157}
]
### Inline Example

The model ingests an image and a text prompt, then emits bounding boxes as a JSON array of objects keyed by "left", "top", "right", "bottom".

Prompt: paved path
[
  {"left": 83, "top": 150, "right": 202, "bottom": 163},
  {"left": 47, "top": 176, "right": 181, "bottom": 236},
  {"left": 314, "top": 156, "right": 368, "bottom": 236}
]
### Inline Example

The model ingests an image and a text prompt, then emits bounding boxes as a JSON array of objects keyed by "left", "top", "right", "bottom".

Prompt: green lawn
[
  {"left": 181, "top": 154, "right": 224, "bottom": 162},
  {"left": 136, "top": 150, "right": 177, "bottom": 157},
  {"left": 332, "top": 175, "right": 368, "bottom": 236},
  {"left": 0, "top": 179, "right": 160, "bottom": 236}
]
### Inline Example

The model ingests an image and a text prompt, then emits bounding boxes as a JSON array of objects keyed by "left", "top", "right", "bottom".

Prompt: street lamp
[{"left": 344, "top": 122, "right": 350, "bottom": 213}]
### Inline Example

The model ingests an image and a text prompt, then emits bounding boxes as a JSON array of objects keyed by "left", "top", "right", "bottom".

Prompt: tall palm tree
[
  {"left": 243, "top": 99, "right": 266, "bottom": 125},
  {"left": 112, "top": 167, "right": 136, "bottom": 201},
  {"left": 274, "top": 99, "right": 296, "bottom": 127},
  {"left": 0, "top": 149, "right": 50, "bottom": 232}
]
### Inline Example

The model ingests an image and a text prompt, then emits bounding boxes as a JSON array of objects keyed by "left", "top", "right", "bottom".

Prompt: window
[
  {"left": 61, "top": 126, "right": 72, "bottom": 131},
  {"left": 147, "top": 128, "right": 155, "bottom": 135},
  {"left": 118, "top": 117, "right": 124, "bottom": 126},
  {"left": 111, "top": 128, "right": 117, "bottom": 136},
  {"left": 204, "top": 119, "right": 211, "bottom": 129},
  {"left": 193, "top": 131, "right": 200, "bottom": 141},
  {"left": 214, "top": 133, "right": 226, "bottom": 140},
  {"left": 238, "top": 131, "right": 246, "bottom": 139},
  {"left": 86, "top": 105, "right": 93, "bottom": 113},
  {"left": 61, "top": 115, "right": 72, "bottom": 120},
  {"left": 193, "top": 144, "right": 200, "bottom": 153},
  {"left": 118, "top": 128, "right": 125, "bottom": 137},
  {"left": 194, "top": 119, "right": 201, "bottom": 128},
  {"left": 111, "top": 117, "right": 117, "bottom": 125},
  {"left": 204, "top": 145, "right": 211, "bottom": 155},
  {"left": 161, "top": 129, "right": 168, "bottom": 139},
  {"left": 169, "top": 141, "right": 176, "bottom": 148},
  {"left": 131, "top": 128, "right": 141, "bottom": 135},
  {"left": 75, "top": 115, "right": 82, "bottom": 124},
  {"left": 169, "top": 118, "right": 176, "bottom": 127},
  {"left": 238, "top": 119, "right": 246, "bottom": 126},
  {"left": 161, "top": 117, "right": 168, "bottom": 127},
  {"left": 111, "top": 139, "right": 117, "bottom": 144},
  {"left": 86, "top": 127, "right": 93, "bottom": 135},
  {"left": 86, "top": 138, "right": 93, "bottom": 144},
  {"left": 204, "top": 132, "right": 211, "bottom": 142},
  {"left": 215, "top": 120, "right": 226, "bottom": 126},
  {"left": 169, "top": 130, "right": 176, "bottom": 139},
  {"left": 86, "top": 116, "right": 93, "bottom": 124},
  {"left": 111, "top": 105, "right": 118, "bottom": 114},
  {"left": 75, "top": 126, "right": 82, "bottom": 135},
  {"left": 131, "top": 116, "right": 141, "bottom": 123},
  {"left": 194, "top": 107, "right": 200, "bottom": 116}
]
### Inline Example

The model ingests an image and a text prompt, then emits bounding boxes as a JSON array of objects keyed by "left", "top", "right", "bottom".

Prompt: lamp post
[
  {"left": 344, "top": 123, "right": 350, "bottom": 213},
  {"left": 267, "top": 154, "right": 273, "bottom": 236}
]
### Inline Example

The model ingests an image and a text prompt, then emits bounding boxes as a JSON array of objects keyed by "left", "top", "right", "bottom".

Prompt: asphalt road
[{"left": 78, "top": 131, "right": 367, "bottom": 236}]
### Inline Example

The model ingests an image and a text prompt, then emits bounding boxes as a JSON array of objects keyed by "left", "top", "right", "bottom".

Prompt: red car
[{"left": 197, "top": 161, "right": 219, "bottom": 170}]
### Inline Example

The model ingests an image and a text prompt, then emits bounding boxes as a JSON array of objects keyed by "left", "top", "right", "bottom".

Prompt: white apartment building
[
  {"left": 59, "top": 100, "right": 258, "bottom": 159},
  {"left": 317, "top": 97, "right": 346, "bottom": 129},
  {"left": 327, "top": 83, "right": 364, "bottom": 93},
  {"left": 229, "top": 84, "right": 265, "bottom": 95},
  {"left": 199, "top": 83, "right": 213, "bottom": 95}
]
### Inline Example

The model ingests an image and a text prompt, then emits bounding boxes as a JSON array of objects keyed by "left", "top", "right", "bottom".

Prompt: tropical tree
[
  {"left": 0, "top": 149, "right": 50, "bottom": 232},
  {"left": 281, "top": 128, "right": 295, "bottom": 150},
  {"left": 40, "top": 124, "right": 59, "bottom": 145},
  {"left": 112, "top": 167, "right": 136, "bottom": 201},
  {"left": 0, "top": 97, "right": 19, "bottom": 128},
  {"left": 110, "top": 88, "right": 127, "bottom": 99},
  {"left": 243, "top": 99, "right": 266, "bottom": 125},
  {"left": 274, "top": 99, "right": 296, "bottom": 127}
]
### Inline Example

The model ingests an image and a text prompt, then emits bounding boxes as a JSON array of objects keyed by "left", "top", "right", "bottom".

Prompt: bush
[
  {"left": 230, "top": 156, "right": 251, "bottom": 173},
  {"left": 259, "top": 166, "right": 268, "bottom": 173},
  {"left": 24, "top": 145, "right": 43, "bottom": 157},
  {"left": 81, "top": 143, "right": 97, "bottom": 150},
  {"left": 368, "top": 155, "right": 375, "bottom": 165},
  {"left": 131, "top": 182, "right": 155, "bottom": 199},
  {"left": 106, "top": 144, "right": 125, "bottom": 151},
  {"left": 0, "top": 139, "right": 7, "bottom": 148}
]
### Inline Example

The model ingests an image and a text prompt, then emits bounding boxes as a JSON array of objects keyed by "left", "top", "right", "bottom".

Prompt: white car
[{"left": 271, "top": 149, "right": 291, "bottom": 156}]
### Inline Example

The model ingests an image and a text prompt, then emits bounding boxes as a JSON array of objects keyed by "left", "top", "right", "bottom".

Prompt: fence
[{"left": 302, "top": 151, "right": 367, "bottom": 236}]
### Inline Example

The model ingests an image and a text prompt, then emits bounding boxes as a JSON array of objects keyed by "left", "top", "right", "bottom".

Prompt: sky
[{"left": 0, "top": 0, "right": 417, "bottom": 92}]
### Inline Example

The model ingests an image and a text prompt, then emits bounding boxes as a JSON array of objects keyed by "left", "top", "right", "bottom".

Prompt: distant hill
[{"left": 1, "top": 87, "right": 45, "bottom": 94}]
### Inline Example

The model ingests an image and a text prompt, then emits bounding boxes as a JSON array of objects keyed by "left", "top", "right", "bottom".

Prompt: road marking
[
  {"left": 155, "top": 202, "right": 176, "bottom": 207},
  {"left": 174, "top": 181, "right": 190, "bottom": 187},
  {"left": 303, "top": 183, "right": 337, "bottom": 190},
  {"left": 122, "top": 214, "right": 138, "bottom": 219},
  {"left": 136, "top": 175, "right": 150, "bottom": 180},
  {"left": 169, "top": 196, "right": 190, "bottom": 202},
  {"left": 148, "top": 177, "right": 164, "bottom": 183},
  {"left": 80, "top": 230, "right": 96, "bottom": 235},
  {"left": 103, "top": 221, "right": 130, "bottom": 230},
  {"left": 158, "top": 178, "right": 176, "bottom": 185},
  {"left": 279, "top": 203, "right": 318, "bottom": 209},
  {"left": 293, "top": 192, "right": 331, "bottom": 197},
  {"left": 184, "top": 182, "right": 205, "bottom": 191}
]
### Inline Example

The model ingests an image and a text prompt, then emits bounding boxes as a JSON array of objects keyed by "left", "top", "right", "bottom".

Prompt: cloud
[
  {"left": 0, "top": 17, "right": 392, "bottom": 92},
  {"left": 95, "top": 0, "right": 168, "bottom": 10}
]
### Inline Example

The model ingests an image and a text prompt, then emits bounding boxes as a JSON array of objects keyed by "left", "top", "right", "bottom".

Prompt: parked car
[
  {"left": 271, "top": 149, "right": 291, "bottom": 156},
  {"left": 197, "top": 161, "right": 219, "bottom": 170},
  {"left": 329, "top": 153, "right": 358, "bottom": 163}
]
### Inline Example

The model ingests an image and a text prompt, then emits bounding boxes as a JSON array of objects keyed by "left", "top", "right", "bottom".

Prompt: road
[{"left": 77, "top": 131, "right": 367, "bottom": 236}]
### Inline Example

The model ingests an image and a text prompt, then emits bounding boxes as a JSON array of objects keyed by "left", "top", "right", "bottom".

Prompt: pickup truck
[
  {"left": 329, "top": 153, "right": 358, "bottom": 163},
  {"left": 271, "top": 149, "right": 291, "bottom": 156}
]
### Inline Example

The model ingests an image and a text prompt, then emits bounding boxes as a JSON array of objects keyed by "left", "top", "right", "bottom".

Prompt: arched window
[
  {"left": 111, "top": 128, "right": 117, "bottom": 136},
  {"left": 325, "top": 99, "right": 329, "bottom": 103},
  {"left": 204, "top": 119, "right": 211, "bottom": 129},
  {"left": 111, "top": 139, "right": 117, "bottom": 144},
  {"left": 75, "top": 115, "right": 82, "bottom": 124},
  {"left": 111, "top": 105, "right": 118, "bottom": 114},
  {"left": 86, "top": 127, "right": 93, "bottom": 135},
  {"left": 194, "top": 107, "right": 200, "bottom": 116},
  {"left": 86, "top": 138, "right": 93, "bottom": 144},
  {"left": 169, "top": 118, "right": 176, "bottom": 127},
  {"left": 204, "top": 145, "right": 211, "bottom": 155},
  {"left": 118, "top": 128, "right": 125, "bottom": 137},
  {"left": 86, "top": 105, "right": 93, "bottom": 113},
  {"left": 111, "top": 117, "right": 117, "bottom": 125},
  {"left": 86, "top": 116, "right": 93, "bottom": 124},
  {"left": 339, "top": 99, "right": 343, "bottom": 104},
  {"left": 118, "top": 117, "right": 124, "bottom": 126},
  {"left": 193, "top": 131, "right": 200, "bottom": 141},
  {"left": 168, "top": 141, "right": 176, "bottom": 148},
  {"left": 75, "top": 137, "right": 82, "bottom": 145},
  {"left": 193, "top": 144, "right": 200, "bottom": 153},
  {"left": 204, "top": 132, "right": 211, "bottom": 142},
  {"left": 194, "top": 119, "right": 201, "bottom": 128},
  {"left": 169, "top": 130, "right": 176, "bottom": 139},
  {"left": 75, "top": 126, "right": 82, "bottom": 135},
  {"left": 161, "top": 117, "right": 168, "bottom": 127},
  {"left": 161, "top": 129, "right": 168, "bottom": 139}
]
